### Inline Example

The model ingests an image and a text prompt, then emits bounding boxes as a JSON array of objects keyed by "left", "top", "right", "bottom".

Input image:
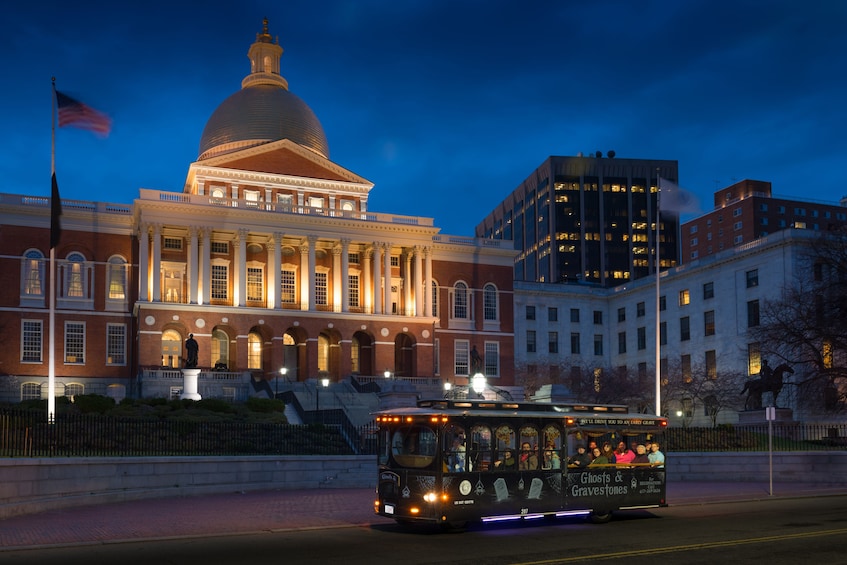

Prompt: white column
[
  {"left": 151, "top": 223, "right": 161, "bottom": 302},
  {"left": 188, "top": 226, "right": 198, "bottom": 304},
  {"left": 138, "top": 223, "right": 149, "bottom": 302},
  {"left": 414, "top": 246, "right": 423, "bottom": 317},
  {"left": 332, "top": 243, "right": 342, "bottom": 313},
  {"left": 383, "top": 243, "right": 392, "bottom": 315},
  {"left": 341, "top": 238, "right": 350, "bottom": 313},
  {"left": 308, "top": 235, "right": 317, "bottom": 311},
  {"left": 200, "top": 228, "right": 211, "bottom": 305},
  {"left": 236, "top": 228, "right": 247, "bottom": 307},
  {"left": 363, "top": 246, "right": 372, "bottom": 314},
  {"left": 299, "top": 240, "right": 309, "bottom": 311},
  {"left": 404, "top": 250, "right": 412, "bottom": 316},
  {"left": 271, "top": 232, "right": 282, "bottom": 309},
  {"left": 372, "top": 243, "right": 382, "bottom": 315},
  {"left": 424, "top": 246, "right": 433, "bottom": 317}
]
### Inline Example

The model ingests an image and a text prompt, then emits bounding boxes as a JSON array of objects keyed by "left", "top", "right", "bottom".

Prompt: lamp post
[
  {"left": 471, "top": 372, "right": 486, "bottom": 399},
  {"left": 317, "top": 377, "right": 330, "bottom": 423},
  {"left": 277, "top": 367, "right": 287, "bottom": 398},
  {"left": 384, "top": 369, "right": 391, "bottom": 380},
  {"left": 444, "top": 381, "right": 452, "bottom": 399}
]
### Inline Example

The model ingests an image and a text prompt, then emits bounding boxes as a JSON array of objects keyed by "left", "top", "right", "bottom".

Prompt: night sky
[{"left": 4, "top": 0, "right": 846, "bottom": 236}]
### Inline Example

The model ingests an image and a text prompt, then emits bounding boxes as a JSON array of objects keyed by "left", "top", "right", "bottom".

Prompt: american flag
[{"left": 56, "top": 90, "right": 112, "bottom": 135}]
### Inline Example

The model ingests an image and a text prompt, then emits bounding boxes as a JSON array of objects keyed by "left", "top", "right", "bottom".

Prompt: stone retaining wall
[{"left": 1, "top": 451, "right": 845, "bottom": 519}]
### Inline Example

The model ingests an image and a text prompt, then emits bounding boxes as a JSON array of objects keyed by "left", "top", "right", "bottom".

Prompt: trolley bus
[{"left": 374, "top": 398, "right": 667, "bottom": 528}]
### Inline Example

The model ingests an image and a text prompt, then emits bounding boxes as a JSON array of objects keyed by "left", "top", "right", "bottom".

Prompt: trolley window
[{"left": 391, "top": 425, "right": 437, "bottom": 468}]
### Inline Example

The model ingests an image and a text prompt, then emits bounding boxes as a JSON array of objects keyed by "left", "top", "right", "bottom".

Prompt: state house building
[{"left": 0, "top": 20, "right": 515, "bottom": 402}]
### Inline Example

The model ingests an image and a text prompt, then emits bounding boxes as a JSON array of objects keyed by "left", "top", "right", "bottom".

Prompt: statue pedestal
[
  {"left": 180, "top": 368, "right": 202, "bottom": 400},
  {"left": 737, "top": 407, "right": 793, "bottom": 425}
]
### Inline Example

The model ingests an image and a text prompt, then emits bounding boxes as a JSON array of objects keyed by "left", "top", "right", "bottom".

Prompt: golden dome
[{"left": 197, "top": 19, "right": 329, "bottom": 161}]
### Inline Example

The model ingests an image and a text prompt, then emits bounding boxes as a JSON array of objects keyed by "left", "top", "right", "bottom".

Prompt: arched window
[
  {"left": 161, "top": 329, "right": 181, "bottom": 368},
  {"left": 107, "top": 255, "right": 128, "bottom": 300},
  {"left": 65, "top": 383, "right": 84, "bottom": 399},
  {"left": 483, "top": 283, "right": 498, "bottom": 321},
  {"left": 21, "top": 382, "right": 41, "bottom": 400},
  {"left": 247, "top": 332, "right": 262, "bottom": 370},
  {"left": 211, "top": 329, "right": 229, "bottom": 369},
  {"left": 22, "top": 249, "right": 45, "bottom": 296},
  {"left": 351, "top": 335, "right": 360, "bottom": 374},
  {"left": 318, "top": 334, "right": 329, "bottom": 372},
  {"left": 452, "top": 281, "right": 468, "bottom": 319},
  {"left": 65, "top": 252, "right": 86, "bottom": 298}
]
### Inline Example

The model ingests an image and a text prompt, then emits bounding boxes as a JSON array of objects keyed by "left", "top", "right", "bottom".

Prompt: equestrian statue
[{"left": 740, "top": 359, "right": 794, "bottom": 410}]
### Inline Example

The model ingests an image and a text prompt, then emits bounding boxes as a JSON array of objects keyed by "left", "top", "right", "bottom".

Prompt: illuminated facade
[
  {"left": 0, "top": 20, "right": 515, "bottom": 402},
  {"left": 475, "top": 155, "right": 680, "bottom": 287}
]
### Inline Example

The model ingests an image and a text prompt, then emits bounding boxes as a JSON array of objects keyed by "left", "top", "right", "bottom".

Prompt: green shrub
[
  {"left": 245, "top": 397, "right": 286, "bottom": 413},
  {"left": 72, "top": 394, "right": 116, "bottom": 414}
]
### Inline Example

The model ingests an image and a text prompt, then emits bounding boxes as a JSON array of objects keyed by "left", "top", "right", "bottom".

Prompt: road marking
[{"left": 514, "top": 528, "right": 847, "bottom": 564}]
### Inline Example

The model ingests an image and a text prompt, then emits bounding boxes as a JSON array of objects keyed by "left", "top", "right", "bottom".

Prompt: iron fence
[
  {"left": 0, "top": 409, "right": 379, "bottom": 458},
  {"left": 663, "top": 423, "right": 847, "bottom": 452}
]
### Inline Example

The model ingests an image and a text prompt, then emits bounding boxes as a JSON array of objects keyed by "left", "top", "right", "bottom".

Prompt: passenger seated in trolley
[
  {"left": 518, "top": 442, "right": 539, "bottom": 470},
  {"left": 494, "top": 448, "right": 517, "bottom": 470}
]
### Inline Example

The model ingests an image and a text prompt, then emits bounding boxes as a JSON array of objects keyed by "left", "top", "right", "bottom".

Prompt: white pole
[
  {"left": 655, "top": 176, "right": 662, "bottom": 416},
  {"left": 48, "top": 80, "right": 57, "bottom": 424}
]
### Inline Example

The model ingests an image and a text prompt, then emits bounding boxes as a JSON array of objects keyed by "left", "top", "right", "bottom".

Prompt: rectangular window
[
  {"left": 703, "top": 281, "right": 714, "bottom": 300},
  {"left": 618, "top": 331, "right": 626, "bottom": 354},
  {"left": 548, "top": 307, "right": 558, "bottom": 322},
  {"left": 65, "top": 322, "right": 85, "bottom": 364},
  {"left": 593, "top": 334, "right": 603, "bottom": 356},
  {"left": 570, "top": 332, "right": 580, "bottom": 355},
  {"left": 210, "top": 241, "right": 228, "bottom": 254},
  {"left": 163, "top": 237, "right": 183, "bottom": 250},
  {"left": 390, "top": 256, "right": 399, "bottom": 267},
  {"left": 659, "top": 295, "right": 666, "bottom": 311},
  {"left": 280, "top": 269, "right": 296, "bottom": 303},
  {"left": 570, "top": 308, "right": 580, "bottom": 323},
  {"left": 617, "top": 307, "right": 625, "bottom": 323},
  {"left": 680, "top": 316, "right": 690, "bottom": 341},
  {"left": 22, "top": 320, "right": 42, "bottom": 362},
  {"left": 748, "top": 342, "right": 761, "bottom": 376},
  {"left": 637, "top": 327, "right": 646, "bottom": 350},
  {"left": 454, "top": 340, "right": 469, "bottom": 376},
  {"left": 548, "top": 331, "right": 558, "bottom": 354},
  {"left": 247, "top": 267, "right": 263, "bottom": 301},
  {"left": 705, "top": 349, "right": 717, "bottom": 379},
  {"left": 526, "top": 305, "right": 536, "bottom": 320},
  {"left": 348, "top": 274, "right": 360, "bottom": 307},
  {"left": 315, "top": 272, "right": 328, "bottom": 305},
  {"left": 660, "top": 321, "right": 667, "bottom": 346},
  {"left": 106, "top": 324, "right": 126, "bottom": 365},
  {"left": 636, "top": 302, "right": 646, "bottom": 317},
  {"left": 593, "top": 310, "right": 603, "bottom": 324},
  {"left": 746, "top": 269, "right": 759, "bottom": 288},
  {"left": 484, "top": 342, "right": 500, "bottom": 377},
  {"left": 526, "top": 330, "right": 536, "bottom": 353},
  {"left": 704, "top": 310, "right": 716, "bottom": 336},
  {"left": 678, "top": 289, "right": 690, "bottom": 306},
  {"left": 211, "top": 264, "right": 228, "bottom": 300},
  {"left": 747, "top": 299, "right": 760, "bottom": 327},
  {"left": 681, "top": 354, "right": 692, "bottom": 383}
]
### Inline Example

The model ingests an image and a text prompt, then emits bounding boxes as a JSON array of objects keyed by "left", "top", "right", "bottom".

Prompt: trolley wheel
[
  {"left": 589, "top": 510, "right": 613, "bottom": 524},
  {"left": 440, "top": 520, "right": 468, "bottom": 532}
]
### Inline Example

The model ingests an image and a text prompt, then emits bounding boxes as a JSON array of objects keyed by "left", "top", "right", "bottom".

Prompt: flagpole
[
  {"left": 49, "top": 79, "right": 57, "bottom": 424},
  {"left": 655, "top": 174, "right": 662, "bottom": 417}
]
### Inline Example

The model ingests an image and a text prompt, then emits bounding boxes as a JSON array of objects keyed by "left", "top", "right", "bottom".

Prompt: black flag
[{"left": 50, "top": 173, "right": 62, "bottom": 249}]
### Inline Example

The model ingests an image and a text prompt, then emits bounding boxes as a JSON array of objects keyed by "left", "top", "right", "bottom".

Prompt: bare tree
[{"left": 748, "top": 230, "right": 847, "bottom": 414}]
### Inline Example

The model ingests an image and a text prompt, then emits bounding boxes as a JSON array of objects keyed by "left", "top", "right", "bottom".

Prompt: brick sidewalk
[{"left": 2, "top": 483, "right": 845, "bottom": 551}]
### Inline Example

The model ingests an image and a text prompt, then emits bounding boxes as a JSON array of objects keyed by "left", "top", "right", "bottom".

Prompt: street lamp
[
  {"left": 384, "top": 369, "right": 391, "bottom": 380},
  {"left": 277, "top": 367, "right": 287, "bottom": 398},
  {"left": 317, "top": 377, "right": 330, "bottom": 423},
  {"left": 471, "top": 372, "right": 486, "bottom": 399},
  {"left": 443, "top": 381, "right": 452, "bottom": 399}
]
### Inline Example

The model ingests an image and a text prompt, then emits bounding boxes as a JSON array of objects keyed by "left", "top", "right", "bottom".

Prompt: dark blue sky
[{"left": 4, "top": 1, "right": 846, "bottom": 236}]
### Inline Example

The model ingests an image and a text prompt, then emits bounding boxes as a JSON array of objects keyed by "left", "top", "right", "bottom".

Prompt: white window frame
[
  {"left": 64, "top": 321, "right": 85, "bottom": 365},
  {"left": 484, "top": 341, "right": 500, "bottom": 378},
  {"left": 106, "top": 323, "right": 127, "bottom": 365},
  {"left": 21, "top": 319, "right": 42, "bottom": 363},
  {"left": 454, "top": 339, "right": 469, "bottom": 377},
  {"left": 21, "top": 249, "right": 45, "bottom": 307}
]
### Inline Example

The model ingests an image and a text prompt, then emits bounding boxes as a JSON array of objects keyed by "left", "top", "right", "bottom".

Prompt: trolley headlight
[{"left": 423, "top": 492, "right": 438, "bottom": 503}]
